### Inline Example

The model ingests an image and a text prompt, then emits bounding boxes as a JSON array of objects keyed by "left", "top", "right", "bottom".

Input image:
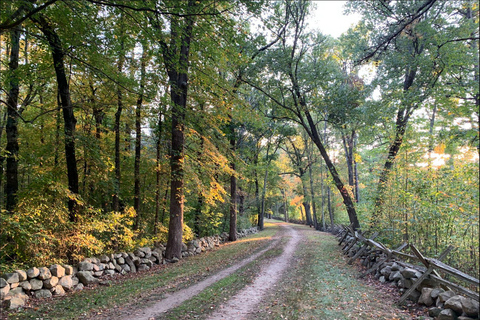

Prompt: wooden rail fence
[{"left": 335, "top": 224, "right": 479, "bottom": 304}]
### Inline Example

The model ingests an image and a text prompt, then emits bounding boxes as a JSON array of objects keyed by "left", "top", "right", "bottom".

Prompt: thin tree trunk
[
  {"left": 304, "top": 110, "right": 360, "bottom": 229},
  {"left": 0, "top": 112, "right": 7, "bottom": 208},
  {"left": 372, "top": 67, "right": 416, "bottom": 225},
  {"left": 133, "top": 46, "right": 146, "bottom": 230},
  {"left": 327, "top": 186, "right": 334, "bottom": 228},
  {"left": 307, "top": 146, "right": 318, "bottom": 229},
  {"left": 5, "top": 26, "right": 20, "bottom": 212},
  {"left": 354, "top": 133, "right": 360, "bottom": 203},
  {"left": 229, "top": 130, "right": 237, "bottom": 241},
  {"left": 113, "top": 22, "right": 125, "bottom": 212}
]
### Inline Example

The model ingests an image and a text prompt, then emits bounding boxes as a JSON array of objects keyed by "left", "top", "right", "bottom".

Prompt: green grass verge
[
  {"left": 256, "top": 225, "right": 413, "bottom": 320},
  {"left": 5, "top": 224, "right": 279, "bottom": 320}
]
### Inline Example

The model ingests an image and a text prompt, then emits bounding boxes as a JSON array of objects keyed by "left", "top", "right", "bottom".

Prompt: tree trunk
[
  {"left": 327, "top": 187, "right": 334, "bottom": 228},
  {"left": 304, "top": 110, "right": 360, "bottom": 229},
  {"left": 154, "top": 109, "right": 164, "bottom": 234},
  {"left": 307, "top": 146, "right": 318, "bottom": 229},
  {"left": 32, "top": 15, "right": 79, "bottom": 222},
  {"left": 341, "top": 130, "right": 356, "bottom": 201},
  {"left": 5, "top": 26, "right": 20, "bottom": 213},
  {"left": 162, "top": 4, "right": 195, "bottom": 259},
  {"left": 228, "top": 131, "right": 237, "bottom": 241},
  {"left": 133, "top": 46, "right": 146, "bottom": 230},
  {"left": 254, "top": 151, "right": 261, "bottom": 227},
  {"left": 113, "top": 23, "right": 125, "bottom": 213},
  {"left": 372, "top": 67, "right": 416, "bottom": 225}
]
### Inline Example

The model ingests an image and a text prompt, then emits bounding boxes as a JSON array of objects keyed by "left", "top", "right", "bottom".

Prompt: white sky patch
[{"left": 307, "top": 1, "right": 362, "bottom": 37}]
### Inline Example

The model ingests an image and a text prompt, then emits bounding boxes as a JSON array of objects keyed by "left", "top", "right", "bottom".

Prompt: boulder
[
  {"left": 35, "top": 289, "right": 52, "bottom": 299},
  {"left": 104, "top": 270, "right": 115, "bottom": 276},
  {"left": 445, "top": 295, "right": 464, "bottom": 315},
  {"left": 0, "top": 284, "right": 10, "bottom": 299},
  {"left": 38, "top": 267, "right": 52, "bottom": 280},
  {"left": 122, "top": 264, "right": 131, "bottom": 273},
  {"left": 458, "top": 317, "right": 476, "bottom": 320},
  {"left": 390, "top": 271, "right": 403, "bottom": 282},
  {"left": 6, "top": 287, "right": 24, "bottom": 298},
  {"left": 53, "top": 284, "right": 66, "bottom": 296},
  {"left": 50, "top": 264, "right": 65, "bottom": 278},
  {"left": 78, "top": 261, "right": 94, "bottom": 271},
  {"left": 29, "top": 278, "right": 43, "bottom": 291},
  {"left": 76, "top": 271, "right": 99, "bottom": 286},
  {"left": 438, "top": 290, "right": 456, "bottom": 305},
  {"left": 74, "top": 283, "right": 84, "bottom": 291},
  {"left": 27, "top": 267, "right": 40, "bottom": 279},
  {"left": 114, "top": 263, "right": 123, "bottom": 273},
  {"left": 140, "top": 258, "right": 153, "bottom": 268},
  {"left": 151, "top": 251, "right": 161, "bottom": 261},
  {"left": 137, "top": 265, "right": 150, "bottom": 272},
  {"left": 71, "top": 276, "right": 79, "bottom": 286},
  {"left": 108, "top": 262, "right": 115, "bottom": 270},
  {"left": 134, "top": 249, "right": 145, "bottom": 258},
  {"left": 431, "top": 288, "right": 444, "bottom": 299},
  {"left": 93, "top": 271, "right": 104, "bottom": 277},
  {"left": 117, "top": 257, "right": 125, "bottom": 265},
  {"left": 380, "top": 266, "right": 392, "bottom": 278},
  {"left": 6, "top": 297, "right": 26, "bottom": 309},
  {"left": 390, "top": 262, "right": 400, "bottom": 271},
  {"left": 2, "top": 272, "right": 19, "bottom": 284},
  {"left": 0, "top": 278, "right": 7, "bottom": 288},
  {"left": 461, "top": 297, "right": 479, "bottom": 318},
  {"left": 418, "top": 288, "right": 434, "bottom": 306},
  {"left": 19, "top": 281, "right": 32, "bottom": 291},
  {"left": 63, "top": 265, "right": 74, "bottom": 275},
  {"left": 99, "top": 255, "right": 110, "bottom": 263},
  {"left": 124, "top": 256, "right": 137, "bottom": 273},
  {"left": 428, "top": 307, "right": 442, "bottom": 317},
  {"left": 59, "top": 275, "right": 75, "bottom": 291},
  {"left": 43, "top": 276, "right": 59, "bottom": 289},
  {"left": 15, "top": 270, "right": 27, "bottom": 282},
  {"left": 400, "top": 268, "right": 418, "bottom": 279},
  {"left": 437, "top": 309, "right": 457, "bottom": 320}
]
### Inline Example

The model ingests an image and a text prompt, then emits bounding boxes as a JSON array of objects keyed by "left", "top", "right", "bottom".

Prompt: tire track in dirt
[
  {"left": 206, "top": 223, "right": 301, "bottom": 320},
  {"left": 121, "top": 232, "right": 282, "bottom": 320}
]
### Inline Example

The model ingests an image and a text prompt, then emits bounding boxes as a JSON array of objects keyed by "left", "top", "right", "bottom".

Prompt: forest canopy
[{"left": 0, "top": 0, "right": 478, "bottom": 278}]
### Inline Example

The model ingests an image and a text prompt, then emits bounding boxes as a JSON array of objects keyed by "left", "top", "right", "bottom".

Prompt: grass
[
  {"left": 5, "top": 223, "right": 280, "bottom": 320},
  {"left": 255, "top": 224, "right": 414, "bottom": 320}
]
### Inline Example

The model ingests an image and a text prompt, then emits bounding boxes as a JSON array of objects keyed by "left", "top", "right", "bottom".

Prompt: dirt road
[{"left": 111, "top": 223, "right": 297, "bottom": 320}]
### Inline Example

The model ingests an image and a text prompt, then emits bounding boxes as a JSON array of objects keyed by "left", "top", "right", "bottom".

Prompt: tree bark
[
  {"left": 161, "top": 3, "right": 195, "bottom": 259},
  {"left": 5, "top": 26, "right": 20, "bottom": 212},
  {"left": 113, "top": 21, "right": 125, "bottom": 213},
  {"left": 372, "top": 67, "right": 417, "bottom": 225},
  {"left": 228, "top": 130, "right": 237, "bottom": 241},
  {"left": 304, "top": 110, "right": 360, "bottom": 229},
  {"left": 32, "top": 15, "right": 79, "bottom": 222},
  {"left": 133, "top": 46, "right": 146, "bottom": 230}
]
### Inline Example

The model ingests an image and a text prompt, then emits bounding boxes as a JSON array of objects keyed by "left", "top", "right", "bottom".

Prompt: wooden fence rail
[{"left": 335, "top": 225, "right": 479, "bottom": 304}]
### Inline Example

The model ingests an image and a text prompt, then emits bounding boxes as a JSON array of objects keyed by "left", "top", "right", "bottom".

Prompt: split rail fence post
[{"left": 398, "top": 245, "right": 453, "bottom": 305}]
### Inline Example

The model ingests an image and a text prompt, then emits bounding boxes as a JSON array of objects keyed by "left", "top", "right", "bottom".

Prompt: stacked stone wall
[{"left": 1, "top": 227, "right": 258, "bottom": 310}]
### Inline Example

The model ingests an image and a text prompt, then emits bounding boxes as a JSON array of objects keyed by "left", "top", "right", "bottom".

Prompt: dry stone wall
[{"left": 0, "top": 227, "right": 258, "bottom": 310}]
